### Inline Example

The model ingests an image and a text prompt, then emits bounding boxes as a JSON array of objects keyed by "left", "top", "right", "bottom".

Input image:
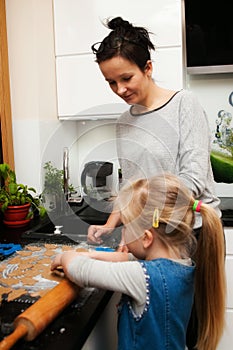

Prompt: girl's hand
[
  {"left": 51, "top": 250, "right": 81, "bottom": 273},
  {"left": 50, "top": 252, "right": 63, "bottom": 271}
]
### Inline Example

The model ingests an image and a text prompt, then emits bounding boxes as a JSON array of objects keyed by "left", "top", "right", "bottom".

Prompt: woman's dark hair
[{"left": 91, "top": 17, "right": 155, "bottom": 71}]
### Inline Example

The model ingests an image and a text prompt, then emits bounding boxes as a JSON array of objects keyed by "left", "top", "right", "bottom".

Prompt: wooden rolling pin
[{"left": 0, "top": 278, "right": 80, "bottom": 350}]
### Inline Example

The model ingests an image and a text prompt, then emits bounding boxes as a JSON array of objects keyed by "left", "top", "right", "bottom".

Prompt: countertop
[
  {"left": 0, "top": 201, "right": 118, "bottom": 350},
  {"left": 0, "top": 199, "right": 232, "bottom": 349}
]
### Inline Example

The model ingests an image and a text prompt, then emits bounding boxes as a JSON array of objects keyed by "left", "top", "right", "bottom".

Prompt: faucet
[{"left": 63, "top": 147, "right": 69, "bottom": 201}]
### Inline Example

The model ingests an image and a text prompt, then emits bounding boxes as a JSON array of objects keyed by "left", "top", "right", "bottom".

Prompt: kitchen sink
[
  {"left": 24, "top": 215, "right": 89, "bottom": 241},
  {"left": 22, "top": 201, "right": 121, "bottom": 248}
]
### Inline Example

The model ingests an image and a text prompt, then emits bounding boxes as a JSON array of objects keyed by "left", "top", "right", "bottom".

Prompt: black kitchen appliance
[
  {"left": 81, "top": 161, "right": 113, "bottom": 200},
  {"left": 183, "top": 0, "right": 233, "bottom": 74}
]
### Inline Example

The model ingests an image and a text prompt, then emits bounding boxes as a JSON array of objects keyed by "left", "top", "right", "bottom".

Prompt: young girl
[{"left": 51, "top": 174, "right": 225, "bottom": 350}]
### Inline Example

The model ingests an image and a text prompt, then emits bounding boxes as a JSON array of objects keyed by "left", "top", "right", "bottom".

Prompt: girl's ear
[{"left": 143, "top": 229, "right": 154, "bottom": 248}]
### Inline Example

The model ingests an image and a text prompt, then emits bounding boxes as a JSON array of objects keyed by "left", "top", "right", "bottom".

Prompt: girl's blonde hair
[{"left": 115, "top": 173, "right": 226, "bottom": 350}]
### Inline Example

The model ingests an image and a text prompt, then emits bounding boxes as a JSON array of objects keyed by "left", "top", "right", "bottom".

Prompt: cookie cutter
[
  {"left": 0, "top": 243, "right": 22, "bottom": 257},
  {"left": 95, "top": 246, "right": 115, "bottom": 252}
]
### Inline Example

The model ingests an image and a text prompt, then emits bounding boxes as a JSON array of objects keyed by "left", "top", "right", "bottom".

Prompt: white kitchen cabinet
[
  {"left": 217, "top": 228, "right": 233, "bottom": 349},
  {"left": 56, "top": 54, "right": 127, "bottom": 119},
  {"left": 152, "top": 47, "right": 183, "bottom": 91},
  {"left": 218, "top": 310, "right": 233, "bottom": 350},
  {"left": 53, "top": 0, "right": 182, "bottom": 55},
  {"left": 53, "top": 0, "right": 184, "bottom": 119},
  {"left": 56, "top": 47, "right": 183, "bottom": 119}
]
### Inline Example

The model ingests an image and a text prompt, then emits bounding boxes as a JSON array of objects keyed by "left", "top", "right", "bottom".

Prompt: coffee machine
[{"left": 81, "top": 161, "right": 114, "bottom": 200}]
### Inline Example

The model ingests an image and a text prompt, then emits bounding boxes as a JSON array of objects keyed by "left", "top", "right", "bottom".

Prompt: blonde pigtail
[{"left": 194, "top": 203, "right": 226, "bottom": 350}]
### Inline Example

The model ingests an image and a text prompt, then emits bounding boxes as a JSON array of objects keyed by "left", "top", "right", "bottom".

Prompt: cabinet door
[
  {"left": 56, "top": 54, "right": 127, "bottom": 119},
  {"left": 53, "top": 0, "right": 183, "bottom": 118},
  {"left": 152, "top": 48, "right": 183, "bottom": 91},
  {"left": 218, "top": 228, "right": 233, "bottom": 349},
  {"left": 224, "top": 229, "right": 233, "bottom": 308},
  {"left": 56, "top": 48, "right": 183, "bottom": 118},
  {"left": 225, "top": 228, "right": 233, "bottom": 254},
  {"left": 217, "top": 311, "right": 233, "bottom": 350},
  {"left": 225, "top": 256, "right": 233, "bottom": 308},
  {"left": 53, "top": 0, "right": 182, "bottom": 55}
]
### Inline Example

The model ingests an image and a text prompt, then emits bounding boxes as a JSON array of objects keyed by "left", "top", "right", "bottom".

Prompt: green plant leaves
[
  {"left": 8, "top": 182, "right": 18, "bottom": 195},
  {"left": 0, "top": 163, "right": 47, "bottom": 218}
]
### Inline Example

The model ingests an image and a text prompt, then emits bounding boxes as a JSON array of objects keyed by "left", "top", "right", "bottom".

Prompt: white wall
[
  {"left": 5, "top": 0, "right": 120, "bottom": 193},
  {"left": 5, "top": 0, "right": 58, "bottom": 191}
]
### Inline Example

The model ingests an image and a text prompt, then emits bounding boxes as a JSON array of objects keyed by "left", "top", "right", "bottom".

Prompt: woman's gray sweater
[{"left": 116, "top": 89, "right": 221, "bottom": 228}]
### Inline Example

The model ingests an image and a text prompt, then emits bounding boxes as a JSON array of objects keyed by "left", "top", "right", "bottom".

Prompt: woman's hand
[
  {"left": 117, "top": 232, "right": 129, "bottom": 253},
  {"left": 87, "top": 211, "right": 122, "bottom": 244},
  {"left": 87, "top": 220, "right": 128, "bottom": 252},
  {"left": 87, "top": 224, "right": 114, "bottom": 244}
]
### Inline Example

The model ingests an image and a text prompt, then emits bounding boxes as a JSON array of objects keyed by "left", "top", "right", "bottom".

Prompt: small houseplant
[
  {"left": 0, "top": 163, "right": 46, "bottom": 227},
  {"left": 42, "top": 161, "right": 75, "bottom": 211},
  {"left": 43, "top": 161, "right": 66, "bottom": 197}
]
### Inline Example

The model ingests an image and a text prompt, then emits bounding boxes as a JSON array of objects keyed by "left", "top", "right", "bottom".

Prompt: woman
[
  {"left": 87, "top": 17, "right": 222, "bottom": 349},
  {"left": 88, "top": 16, "right": 220, "bottom": 242},
  {"left": 52, "top": 174, "right": 226, "bottom": 350}
]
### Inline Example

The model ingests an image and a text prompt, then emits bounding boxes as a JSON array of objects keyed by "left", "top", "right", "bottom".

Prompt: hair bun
[{"left": 108, "top": 17, "right": 132, "bottom": 31}]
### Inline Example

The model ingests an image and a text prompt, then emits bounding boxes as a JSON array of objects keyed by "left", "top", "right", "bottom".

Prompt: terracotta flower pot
[{"left": 3, "top": 202, "right": 31, "bottom": 228}]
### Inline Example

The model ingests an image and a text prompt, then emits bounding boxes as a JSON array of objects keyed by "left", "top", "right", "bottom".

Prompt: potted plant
[
  {"left": 0, "top": 163, "right": 46, "bottom": 227},
  {"left": 42, "top": 161, "right": 75, "bottom": 211}
]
